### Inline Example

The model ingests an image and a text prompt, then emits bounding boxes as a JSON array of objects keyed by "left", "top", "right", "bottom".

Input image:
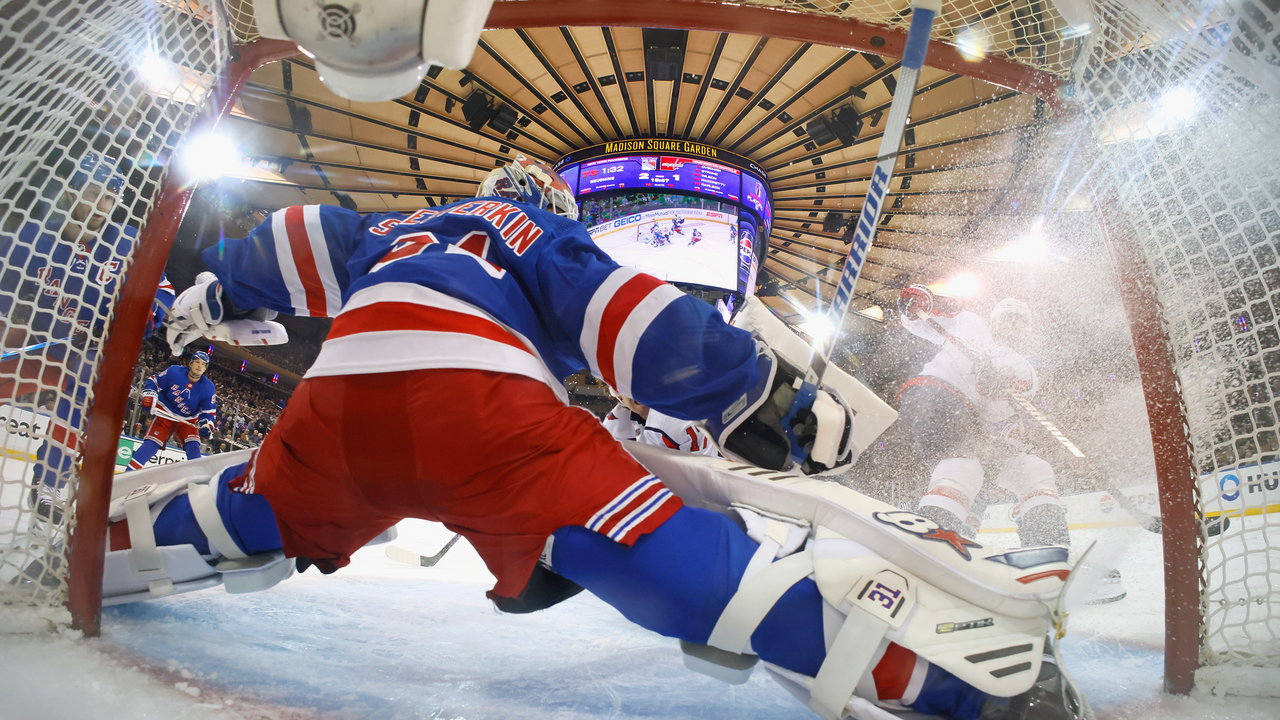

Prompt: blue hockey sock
[
  {"left": 550, "top": 506, "right": 826, "bottom": 676},
  {"left": 152, "top": 464, "right": 282, "bottom": 557},
  {"left": 552, "top": 506, "right": 999, "bottom": 718},
  {"left": 183, "top": 439, "right": 202, "bottom": 459},
  {"left": 128, "top": 438, "right": 162, "bottom": 468},
  {"left": 910, "top": 664, "right": 989, "bottom": 720}
]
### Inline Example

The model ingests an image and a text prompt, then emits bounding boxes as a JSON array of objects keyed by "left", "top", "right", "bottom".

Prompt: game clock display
[{"left": 576, "top": 155, "right": 742, "bottom": 202}]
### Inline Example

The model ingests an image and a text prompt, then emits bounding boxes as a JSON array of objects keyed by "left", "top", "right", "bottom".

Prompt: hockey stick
[
  {"left": 782, "top": 0, "right": 940, "bottom": 462},
  {"left": 918, "top": 314, "right": 1165, "bottom": 534},
  {"left": 384, "top": 533, "right": 461, "bottom": 568},
  {"left": 0, "top": 337, "right": 73, "bottom": 360}
]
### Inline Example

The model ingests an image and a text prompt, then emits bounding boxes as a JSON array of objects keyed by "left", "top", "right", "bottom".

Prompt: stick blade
[{"left": 384, "top": 544, "right": 430, "bottom": 567}]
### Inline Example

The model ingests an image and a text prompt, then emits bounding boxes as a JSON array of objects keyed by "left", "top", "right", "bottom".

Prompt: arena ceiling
[{"left": 210, "top": 0, "right": 1077, "bottom": 338}]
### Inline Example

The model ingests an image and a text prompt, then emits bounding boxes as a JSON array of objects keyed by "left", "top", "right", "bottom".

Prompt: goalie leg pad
[
  {"left": 620, "top": 443, "right": 1073, "bottom": 702},
  {"left": 103, "top": 454, "right": 291, "bottom": 604},
  {"left": 624, "top": 443, "right": 1070, "bottom": 615}
]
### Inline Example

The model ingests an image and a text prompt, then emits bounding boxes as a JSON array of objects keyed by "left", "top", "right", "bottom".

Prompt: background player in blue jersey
[
  {"left": 0, "top": 153, "right": 175, "bottom": 521},
  {"left": 124, "top": 351, "right": 218, "bottom": 470},
  {"left": 98, "top": 157, "right": 1079, "bottom": 720}
]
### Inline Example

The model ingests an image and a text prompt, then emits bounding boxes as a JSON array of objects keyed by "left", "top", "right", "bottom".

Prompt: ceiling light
[
  {"left": 180, "top": 132, "right": 246, "bottom": 182},
  {"left": 801, "top": 314, "right": 836, "bottom": 345},
  {"left": 935, "top": 271, "right": 981, "bottom": 298},
  {"left": 855, "top": 305, "right": 885, "bottom": 322},
  {"left": 135, "top": 49, "right": 179, "bottom": 93},
  {"left": 955, "top": 27, "right": 989, "bottom": 62}
]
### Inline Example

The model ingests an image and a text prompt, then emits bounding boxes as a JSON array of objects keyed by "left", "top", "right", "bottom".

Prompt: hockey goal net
[
  {"left": 0, "top": 0, "right": 1276, "bottom": 698},
  {"left": 0, "top": 0, "right": 288, "bottom": 632}
]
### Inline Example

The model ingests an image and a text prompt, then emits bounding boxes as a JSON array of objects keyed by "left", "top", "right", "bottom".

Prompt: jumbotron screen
[
  {"left": 555, "top": 143, "right": 771, "bottom": 296},
  {"left": 580, "top": 194, "right": 740, "bottom": 291},
  {"left": 577, "top": 155, "right": 741, "bottom": 201}
]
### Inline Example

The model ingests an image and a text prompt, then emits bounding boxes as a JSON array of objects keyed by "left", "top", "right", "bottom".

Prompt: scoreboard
[
  {"left": 576, "top": 155, "right": 742, "bottom": 202},
  {"left": 553, "top": 141, "right": 772, "bottom": 298},
  {"left": 553, "top": 140, "right": 771, "bottom": 232}
]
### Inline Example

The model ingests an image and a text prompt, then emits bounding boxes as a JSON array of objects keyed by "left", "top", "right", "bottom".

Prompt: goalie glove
[
  {"left": 167, "top": 272, "right": 285, "bottom": 355},
  {"left": 704, "top": 343, "right": 855, "bottom": 475},
  {"left": 166, "top": 272, "right": 227, "bottom": 355}
]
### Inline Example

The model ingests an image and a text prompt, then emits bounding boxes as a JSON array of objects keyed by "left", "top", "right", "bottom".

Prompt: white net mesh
[
  {"left": 0, "top": 0, "right": 228, "bottom": 618},
  {"left": 1070, "top": 0, "right": 1279, "bottom": 674}
]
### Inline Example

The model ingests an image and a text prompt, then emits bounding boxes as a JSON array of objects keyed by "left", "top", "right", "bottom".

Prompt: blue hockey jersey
[
  {"left": 142, "top": 364, "right": 217, "bottom": 428},
  {"left": 202, "top": 198, "right": 757, "bottom": 420},
  {"left": 0, "top": 220, "right": 175, "bottom": 348},
  {"left": 0, "top": 221, "right": 134, "bottom": 342}
]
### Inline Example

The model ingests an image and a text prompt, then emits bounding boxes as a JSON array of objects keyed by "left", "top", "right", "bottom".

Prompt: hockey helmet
[
  {"left": 70, "top": 153, "right": 125, "bottom": 194},
  {"left": 477, "top": 154, "right": 579, "bottom": 221},
  {"left": 190, "top": 351, "right": 211, "bottom": 365},
  {"left": 990, "top": 298, "right": 1032, "bottom": 340}
]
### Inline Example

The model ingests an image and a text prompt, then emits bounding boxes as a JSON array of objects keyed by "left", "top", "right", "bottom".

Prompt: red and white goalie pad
[{"left": 625, "top": 442, "right": 1071, "bottom": 714}]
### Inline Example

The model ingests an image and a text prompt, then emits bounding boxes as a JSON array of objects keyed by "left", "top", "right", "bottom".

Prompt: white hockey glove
[
  {"left": 166, "top": 272, "right": 288, "bottom": 355},
  {"left": 167, "top": 272, "right": 226, "bottom": 354}
]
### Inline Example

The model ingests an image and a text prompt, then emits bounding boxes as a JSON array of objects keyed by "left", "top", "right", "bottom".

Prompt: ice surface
[{"left": 1, "top": 519, "right": 1278, "bottom": 718}]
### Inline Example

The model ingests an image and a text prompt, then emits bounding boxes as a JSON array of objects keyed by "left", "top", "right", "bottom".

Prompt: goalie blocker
[{"left": 706, "top": 297, "right": 898, "bottom": 476}]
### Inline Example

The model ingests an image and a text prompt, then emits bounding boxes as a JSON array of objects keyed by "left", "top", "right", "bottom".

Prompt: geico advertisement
[
  {"left": 589, "top": 207, "right": 732, "bottom": 235},
  {"left": 1201, "top": 460, "right": 1280, "bottom": 515}
]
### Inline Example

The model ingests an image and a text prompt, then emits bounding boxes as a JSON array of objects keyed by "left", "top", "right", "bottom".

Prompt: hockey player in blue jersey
[
  {"left": 99, "top": 156, "right": 1083, "bottom": 720},
  {"left": 0, "top": 152, "right": 175, "bottom": 521},
  {"left": 124, "top": 351, "right": 218, "bottom": 470}
]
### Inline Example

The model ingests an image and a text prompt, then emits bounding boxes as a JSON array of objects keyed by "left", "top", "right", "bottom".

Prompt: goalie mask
[{"left": 478, "top": 155, "right": 580, "bottom": 221}]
